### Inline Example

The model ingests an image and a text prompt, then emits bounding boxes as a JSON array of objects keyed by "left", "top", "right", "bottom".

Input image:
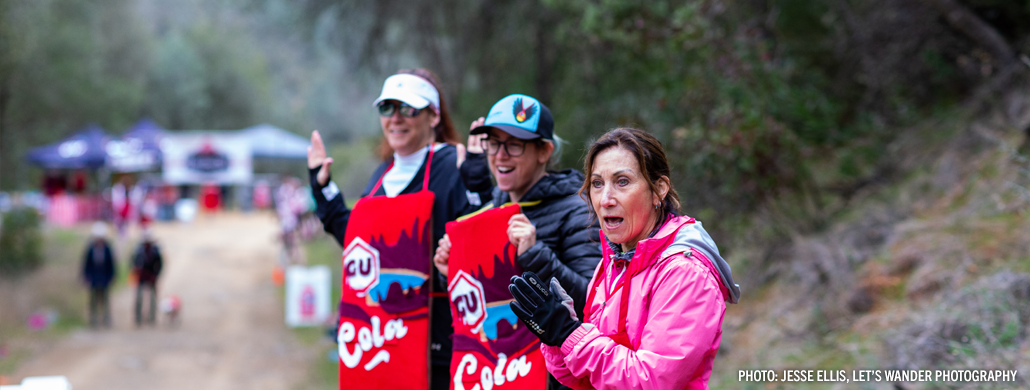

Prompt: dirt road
[{"left": 11, "top": 213, "right": 315, "bottom": 390}]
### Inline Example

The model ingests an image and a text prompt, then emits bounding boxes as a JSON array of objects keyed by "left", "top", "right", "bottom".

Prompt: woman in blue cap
[
  {"left": 435, "top": 94, "right": 600, "bottom": 389},
  {"left": 435, "top": 94, "right": 600, "bottom": 315}
]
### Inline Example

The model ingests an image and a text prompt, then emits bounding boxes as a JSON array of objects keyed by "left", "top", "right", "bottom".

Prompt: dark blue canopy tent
[
  {"left": 25, "top": 124, "right": 111, "bottom": 169},
  {"left": 123, "top": 118, "right": 165, "bottom": 148},
  {"left": 107, "top": 118, "right": 166, "bottom": 172}
]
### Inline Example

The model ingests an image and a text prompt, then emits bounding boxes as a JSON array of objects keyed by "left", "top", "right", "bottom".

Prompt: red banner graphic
[
  {"left": 338, "top": 191, "right": 435, "bottom": 390},
  {"left": 445, "top": 204, "right": 547, "bottom": 390}
]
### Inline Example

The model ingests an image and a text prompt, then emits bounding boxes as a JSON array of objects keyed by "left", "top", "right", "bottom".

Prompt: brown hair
[
  {"left": 579, "top": 128, "right": 681, "bottom": 218},
  {"left": 376, "top": 68, "right": 459, "bottom": 160}
]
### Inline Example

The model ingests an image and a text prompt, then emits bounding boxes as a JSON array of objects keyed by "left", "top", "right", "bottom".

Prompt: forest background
[
  {"left": 3, "top": 0, "right": 1030, "bottom": 385},
  {"left": 3, "top": 0, "right": 1029, "bottom": 236}
]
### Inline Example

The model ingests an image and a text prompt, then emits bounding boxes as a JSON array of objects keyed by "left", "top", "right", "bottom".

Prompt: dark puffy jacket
[
  {"left": 464, "top": 153, "right": 601, "bottom": 316},
  {"left": 82, "top": 240, "right": 115, "bottom": 289},
  {"left": 132, "top": 242, "right": 163, "bottom": 284},
  {"left": 310, "top": 143, "right": 488, "bottom": 366}
]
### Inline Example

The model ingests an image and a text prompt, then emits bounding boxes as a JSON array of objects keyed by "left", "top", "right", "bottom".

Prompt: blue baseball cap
[{"left": 470, "top": 94, "right": 554, "bottom": 140}]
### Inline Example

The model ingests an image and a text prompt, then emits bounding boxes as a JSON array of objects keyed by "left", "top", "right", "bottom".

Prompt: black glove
[{"left": 508, "top": 272, "right": 581, "bottom": 347}]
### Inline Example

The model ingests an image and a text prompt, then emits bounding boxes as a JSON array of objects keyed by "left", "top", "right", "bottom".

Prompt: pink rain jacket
[{"left": 542, "top": 215, "right": 731, "bottom": 389}]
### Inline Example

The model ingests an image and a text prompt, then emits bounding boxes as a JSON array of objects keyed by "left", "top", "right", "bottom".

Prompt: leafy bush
[{"left": 0, "top": 207, "right": 44, "bottom": 278}]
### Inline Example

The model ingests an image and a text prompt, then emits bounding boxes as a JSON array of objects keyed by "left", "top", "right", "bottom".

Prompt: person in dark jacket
[
  {"left": 308, "top": 68, "right": 487, "bottom": 390},
  {"left": 82, "top": 222, "right": 116, "bottom": 328},
  {"left": 132, "top": 229, "right": 163, "bottom": 326},
  {"left": 435, "top": 93, "right": 601, "bottom": 316},
  {"left": 435, "top": 94, "right": 600, "bottom": 390}
]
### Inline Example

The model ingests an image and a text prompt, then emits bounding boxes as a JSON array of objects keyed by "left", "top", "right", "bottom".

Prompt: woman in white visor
[{"left": 307, "top": 69, "right": 488, "bottom": 390}]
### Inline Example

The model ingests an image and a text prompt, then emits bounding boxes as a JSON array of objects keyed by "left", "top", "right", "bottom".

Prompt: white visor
[{"left": 372, "top": 74, "right": 440, "bottom": 111}]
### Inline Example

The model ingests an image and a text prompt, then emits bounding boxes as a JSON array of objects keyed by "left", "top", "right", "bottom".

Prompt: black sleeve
[
  {"left": 309, "top": 164, "right": 385, "bottom": 247},
  {"left": 81, "top": 246, "right": 91, "bottom": 280},
  {"left": 459, "top": 152, "right": 493, "bottom": 193},
  {"left": 131, "top": 246, "right": 142, "bottom": 269},
  {"left": 456, "top": 152, "right": 495, "bottom": 212},
  {"left": 104, "top": 244, "right": 116, "bottom": 280},
  {"left": 154, "top": 247, "right": 163, "bottom": 275},
  {"left": 517, "top": 199, "right": 601, "bottom": 316}
]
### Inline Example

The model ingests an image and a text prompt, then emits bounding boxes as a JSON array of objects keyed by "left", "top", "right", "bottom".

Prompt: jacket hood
[
  {"left": 602, "top": 215, "right": 741, "bottom": 304},
  {"left": 495, "top": 169, "right": 585, "bottom": 204},
  {"left": 661, "top": 218, "right": 741, "bottom": 304}
]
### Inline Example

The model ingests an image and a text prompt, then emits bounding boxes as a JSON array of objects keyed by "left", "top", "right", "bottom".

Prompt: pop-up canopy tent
[
  {"left": 240, "top": 124, "right": 310, "bottom": 159},
  {"left": 160, "top": 124, "right": 310, "bottom": 185},
  {"left": 25, "top": 124, "right": 111, "bottom": 169},
  {"left": 106, "top": 118, "right": 166, "bottom": 172}
]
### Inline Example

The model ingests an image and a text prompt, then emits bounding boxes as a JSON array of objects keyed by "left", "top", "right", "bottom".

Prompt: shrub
[{"left": 0, "top": 207, "right": 44, "bottom": 278}]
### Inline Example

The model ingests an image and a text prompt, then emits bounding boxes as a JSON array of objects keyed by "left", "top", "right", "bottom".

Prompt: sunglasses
[{"left": 377, "top": 101, "right": 422, "bottom": 118}]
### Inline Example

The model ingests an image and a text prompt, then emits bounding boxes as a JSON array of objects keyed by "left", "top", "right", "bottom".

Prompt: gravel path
[{"left": 11, "top": 213, "right": 313, "bottom": 390}]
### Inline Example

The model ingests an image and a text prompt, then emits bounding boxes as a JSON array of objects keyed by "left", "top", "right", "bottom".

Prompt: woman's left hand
[
  {"left": 508, "top": 272, "right": 582, "bottom": 347},
  {"left": 508, "top": 214, "right": 536, "bottom": 256}
]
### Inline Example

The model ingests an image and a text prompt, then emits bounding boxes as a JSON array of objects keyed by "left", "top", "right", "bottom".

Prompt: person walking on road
[
  {"left": 132, "top": 229, "right": 163, "bottom": 326},
  {"left": 82, "top": 222, "right": 116, "bottom": 328}
]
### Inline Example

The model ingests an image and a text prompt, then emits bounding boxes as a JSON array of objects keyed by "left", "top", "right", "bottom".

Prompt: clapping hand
[{"left": 508, "top": 272, "right": 581, "bottom": 347}]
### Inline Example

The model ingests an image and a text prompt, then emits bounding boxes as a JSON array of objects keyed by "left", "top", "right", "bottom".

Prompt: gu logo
[
  {"left": 342, "top": 237, "right": 380, "bottom": 297},
  {"left": 448, "top": 270, "right": 488, "bottom": 333}
]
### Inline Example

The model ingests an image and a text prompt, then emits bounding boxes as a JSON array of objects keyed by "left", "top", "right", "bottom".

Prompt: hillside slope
[{"left": 711, "top": 87, "right": 1030, "bottom": 389}]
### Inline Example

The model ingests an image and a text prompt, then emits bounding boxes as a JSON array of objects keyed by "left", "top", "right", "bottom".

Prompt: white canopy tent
[{"left": 240, "top": 124, "right": 310, "bottom": 160}]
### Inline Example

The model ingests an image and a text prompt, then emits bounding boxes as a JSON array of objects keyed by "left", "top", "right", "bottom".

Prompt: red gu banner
[
  {"left": 338, "top": 191, "right": 434, "bottom": 389},
  {"left": 445, "top": 204, "right": 547, "bottom": 390}
]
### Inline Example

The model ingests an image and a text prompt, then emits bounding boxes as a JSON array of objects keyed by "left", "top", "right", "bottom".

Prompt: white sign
[
  {"left": 4, "top": 376, "right": 73, "bottom": 390},
  {"left": 58, "top": 140, "right": 87, "bottom": 158},
  {"left": 161, "top": 133, "right": 252, "bottom": 184},
  {"left": 106, "top": 138, "right": 157, "bottom": 172},
  {"left": 285, "top": 265, "right": 332, "bottom": 327}
]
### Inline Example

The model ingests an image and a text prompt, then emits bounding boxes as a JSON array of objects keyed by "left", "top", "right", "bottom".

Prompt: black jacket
[
  {"left": 82, "top": 240, "right": 115, "bottom": 289},
  {"left": 462, "top": 153, "right": 601, "bottom": 316},
  {"left": 310, "top": 143, "right": 487, "bottom": 366},
  {"left": 132, "top": 243, "right": 163, "bottom": 284}
]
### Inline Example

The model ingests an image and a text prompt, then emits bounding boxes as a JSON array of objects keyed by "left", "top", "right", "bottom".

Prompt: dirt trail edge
[{"left": 12, "top": 213, "right": 313, "bottom": 390}]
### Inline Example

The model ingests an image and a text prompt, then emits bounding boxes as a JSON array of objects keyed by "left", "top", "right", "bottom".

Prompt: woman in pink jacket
[{"left": 508, "top": 128, "right": 740, "bottom": 389}]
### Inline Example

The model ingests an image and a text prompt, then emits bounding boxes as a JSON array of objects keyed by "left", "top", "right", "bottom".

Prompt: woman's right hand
[
  {"left": 307, "top": 130, "right": 334, "bottom": 186},
  {"left": 433, "top": 234, "right": 452, "bottom": 277}
]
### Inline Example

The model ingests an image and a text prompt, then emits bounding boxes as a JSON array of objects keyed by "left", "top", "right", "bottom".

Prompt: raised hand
[
  {"left": 307, "top": 130, "right": 334, "bottom": 186},
  {"left": 468, "top": 117, "right": 486, "bottom": 154},
  {"left": 457, "top": 117, "right": 488, "bottom": 167}
]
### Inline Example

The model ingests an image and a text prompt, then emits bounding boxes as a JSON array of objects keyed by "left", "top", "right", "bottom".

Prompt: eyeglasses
[
  {"left": 377, "top": 101, "right": 422, "bottom": 118},
  {"left": 485, "top": 137, "right": 535, "bottom": 157}
]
